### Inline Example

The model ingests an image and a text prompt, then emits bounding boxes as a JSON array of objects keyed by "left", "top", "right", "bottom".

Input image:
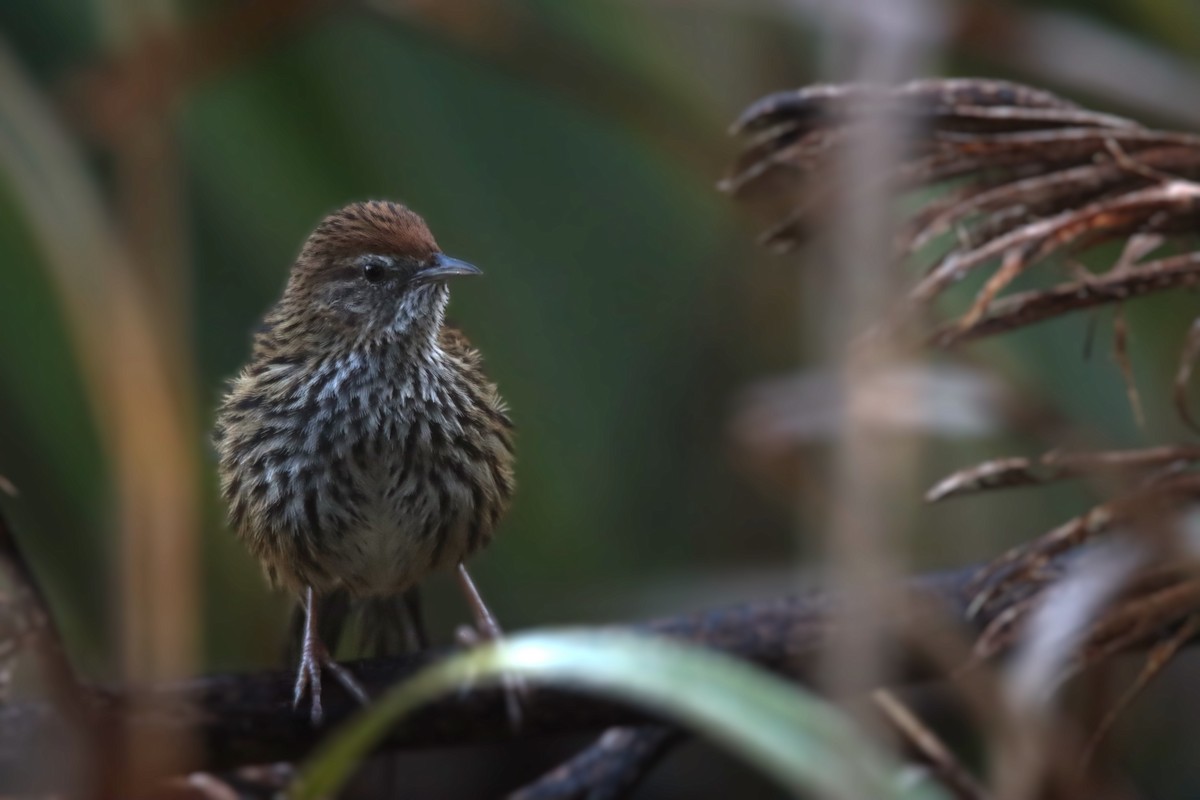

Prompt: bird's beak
[{"left": 414, "top": 254, "right": 483, "bottom": 283}]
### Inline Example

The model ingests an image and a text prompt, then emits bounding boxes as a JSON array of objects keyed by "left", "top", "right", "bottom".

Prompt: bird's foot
[
  {"left": 293, "top": 640, "right": 369, "bottom": 725},
  {"left": 454, "top": 563, "right": 529, "bottom": 730},
  {"left": 455, "top": 624, "right": 528, "bottom": 728}
]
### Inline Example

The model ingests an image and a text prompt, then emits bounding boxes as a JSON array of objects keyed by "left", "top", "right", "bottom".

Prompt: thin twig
[
  {"left": 873, "top": 689, "right": 988, "bottom": 800},
  {"left": 1174, "top": 317, "right": 1200, "bottom": 433},
  {"left": 1078, "top": 614, "right": 1200, "bottom": 771},
  {"left": 1111, "top": 304, "right": 1145, "bottom": 430},
  {"left": 931, "top": 253, "right": 1200, "bottom": 347},
  {"left": 967, "top": 473, "right": 1200, "bottom": 614},
  {"left": 926, "top": 445, "right": 1200, "bottom": 503}
]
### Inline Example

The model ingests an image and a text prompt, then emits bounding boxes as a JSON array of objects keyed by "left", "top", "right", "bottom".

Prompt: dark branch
[
  {"left": 0, "top": 569, "right": 986, "bottom": 791},
  {"left": 0, "top": 507, "right": 111, "bottom": 792},
  {"left": 507, "top": 726, "right": 682, "bottom": 800},
  {"left": 0, "top": 507, "right": 87, "bottom": 703}
]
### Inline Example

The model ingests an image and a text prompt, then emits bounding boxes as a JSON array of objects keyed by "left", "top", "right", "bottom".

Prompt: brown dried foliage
[
  {"left": 965, "top": 470, "right": 1200, "bottom": 630},
  {"left": 926, "top": 445, "right": 1200, "bottom": 502},
  {"left": 933, "top": 450, "right": 1200, "bottom": 768},
  {"left": 729, "top": 78, "right": 1200, "bottom": 775},
  {"left": 724, "top": 78, "right": 1200, "bottom": 422}
]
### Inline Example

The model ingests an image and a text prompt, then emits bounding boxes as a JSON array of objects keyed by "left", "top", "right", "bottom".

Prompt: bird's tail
[
  {"left": 359, "top": 589, "right": 429, "bottom": 656},
  {"left": 285, "top": 587, "right": 428, "bottom": 664}
]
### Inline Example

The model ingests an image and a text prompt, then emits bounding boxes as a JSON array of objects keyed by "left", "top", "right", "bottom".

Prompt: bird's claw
[
  {"left": 293, "top": 641, "right": 369, "bottom": 725},
  {"left": 455, "top": 624, "right": 529, "bottom": 728},
  {"left": 453, "top": 564, "right": 527, "bottom": 727},
  {"left": 455, "top": 624, "right": 481, "bottom": 647},
  {"left": 293, "top": 645, "right": 326, "bottom": 724}
]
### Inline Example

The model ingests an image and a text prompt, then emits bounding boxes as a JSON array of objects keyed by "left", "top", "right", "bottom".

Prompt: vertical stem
[
  {"left": 0, "top": 22, "right": 198, "bottom": 791},
  {"left": 807, "top": 0, "right": 947, "bottom": 718},
  {"left": 111, "top": 77, "right": 198, "bottom": 690}
]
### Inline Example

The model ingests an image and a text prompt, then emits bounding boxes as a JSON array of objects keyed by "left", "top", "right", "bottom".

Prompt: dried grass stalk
[{"left": 727, "top": 79, "right": 1200, "bottom": 431}]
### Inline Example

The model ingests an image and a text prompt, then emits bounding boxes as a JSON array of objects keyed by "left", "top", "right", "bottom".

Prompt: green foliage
[
  {"left": 294, "top": 630, "right": 948, "bottom": 800},
  {"left": 2, "top": 0, "right": 1200, "bottom": 793}
]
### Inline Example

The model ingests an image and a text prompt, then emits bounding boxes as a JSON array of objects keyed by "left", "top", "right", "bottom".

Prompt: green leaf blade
[{"left": 294, "top": 630, "right": 949, "bottom": 800}]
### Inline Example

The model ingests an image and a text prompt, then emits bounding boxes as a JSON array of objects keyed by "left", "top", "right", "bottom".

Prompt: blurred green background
[{"left": 2, "top": 0, "right": 1200, "bottom": 796}]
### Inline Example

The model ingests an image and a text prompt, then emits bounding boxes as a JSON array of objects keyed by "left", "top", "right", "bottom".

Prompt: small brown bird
[{"left": 214, "top": 200, "right": 515, "bottom": 721}]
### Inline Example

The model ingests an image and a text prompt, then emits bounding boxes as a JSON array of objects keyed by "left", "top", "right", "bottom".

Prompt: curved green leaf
[{"left": 293, "top": 630, "right": 947, "bottom": 800}]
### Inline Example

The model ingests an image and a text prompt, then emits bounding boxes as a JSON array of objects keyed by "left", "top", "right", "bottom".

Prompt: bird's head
[{"left": 281, "top": 200, "right": 481, "bottom": 343}]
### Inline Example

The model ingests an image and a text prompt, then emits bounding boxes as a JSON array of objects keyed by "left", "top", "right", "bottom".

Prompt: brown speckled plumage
[{"left": 213, "top": 200, "right": 514, "bottom": 720}]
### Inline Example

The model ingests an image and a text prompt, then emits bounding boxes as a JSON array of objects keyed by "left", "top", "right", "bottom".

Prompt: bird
[{"left": 213, "top": 200, "right": 515, "bottom": 722}]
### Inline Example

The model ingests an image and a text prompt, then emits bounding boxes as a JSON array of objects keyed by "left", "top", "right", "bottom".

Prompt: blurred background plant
[{"left": 2, "top": 0, "right": 1200, "bottom": 797}]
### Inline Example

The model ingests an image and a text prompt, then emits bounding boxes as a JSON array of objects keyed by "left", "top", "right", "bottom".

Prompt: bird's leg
[
  {"left": 455, "top": 563, "right": 504, "bottom": 642},
  {"left": 294, "top": 586, "right": 369, "bottom": 724},
  {"left": 455, "top": 563, "right": 526, "bottom": 725},
  {"left": 293, "top": 587, "right": 326, "bottom": 722}
]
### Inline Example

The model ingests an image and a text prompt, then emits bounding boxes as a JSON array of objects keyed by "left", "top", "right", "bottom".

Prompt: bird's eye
[{"left": 361, "top": 257, "right": 388, "bottom": 283}]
